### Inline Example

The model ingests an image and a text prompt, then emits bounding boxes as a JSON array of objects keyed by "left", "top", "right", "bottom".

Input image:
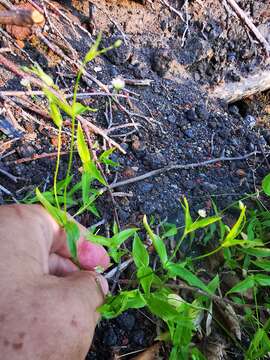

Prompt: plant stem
[
  {"left": 63, "top": 65, "right": 84, "bottom": 217},
  {"left": 192, "top": 245, "right": 223, "bottom": 261},
  {"left": 53, "top": 125, "right": 62, "bottom": 210}
]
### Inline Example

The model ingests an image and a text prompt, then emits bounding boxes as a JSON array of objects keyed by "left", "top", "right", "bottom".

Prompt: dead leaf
[
  {"left": 203, "top": 341, "right": 227, "bottom": 360},
  {"left": 223, "top": 304, "right": 241, "bottom": 341},
  {"left": 131, "top": 343, "right": 160, "bottom": 360}
]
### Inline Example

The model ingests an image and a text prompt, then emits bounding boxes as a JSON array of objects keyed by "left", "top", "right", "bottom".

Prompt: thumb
[
  {"left": 62, "top": 271, "right": 109, "bottom": 322},
  {"left": 32, "top": 272, "right": 109, "bottom": 360}
]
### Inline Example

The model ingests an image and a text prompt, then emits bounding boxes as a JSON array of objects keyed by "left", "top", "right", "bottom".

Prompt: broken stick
[
  {"left": 212, "top": 70, "right": 270, "bottom": 103},
  {"left": 0, "top": 9, "right": 44, "bottom": 26},
  {"left": 226, "top": 0, "right": 270, "bottom": 55}
]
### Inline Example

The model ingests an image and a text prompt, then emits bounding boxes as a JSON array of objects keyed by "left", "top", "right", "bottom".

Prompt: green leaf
[
  {"left": 86, "top": 233, "right": 111, "bottom": 247},
  {"left": 85, "top": 161, "right": 106, "bottom": 186},
  {"left": 112, "top": 221, "right": 119, "bottom": 235},
  {"left": 25, "top": 64, "right": 54, "bottom": 87},
  {"left": 99, "top": 148, "right": 119, "bottom": 167},
  {"left": 262, "top": 173, "right": 270, "bottom": 196},
  {"left": 181, "top": 197, "right": 193, "bottom": 233},
  {"left": 254, "top": 274, "right": 270, "bottom": 287},
  {"left": 99, "top": 289, "right": 146, "bottom": 319},
  {"left": 162, "top": 224, "right": 178, "bottom": 238},
  {"left": 145, "top": 293, "right": 180, "bottom": 321},
  {"left": 77, "top": 122, "right": 91, "bottom": 164},
  {"left": 64, "top": 221, "right": 80, "bottom": 259},
  {"left": 167, "top": 263, "right": 211, "bottom": 294},
  {"left": 72, "top": 102, "right": 97, "bottom": 116},
  {"left": 222, "top": 202, "right": 246, "bottom": 247},
  {"left": 189, "top": 216, "right": 221, "bottom": 233},
  {"left": 81, "top": 172, "right": 91, "bottom": 205},
  {"left": 132, "top": 233, "right": 149, "bottom": 268},
  {"left": 111, "top": 228, "right": 138, "bottom": 248},
  {"left": 226, "top": 276, "right": 255, "bottom": 295},
  {"left": 84, "top": 33, "right": 102, "bottom": 63},
  {"left": 35, "top": 188, "right": 64, "bottom": 225},
  {"left": 143, "top": 215, "right": 168, "bottom": 266},
  {"left": 207, "top": 274, "right": 220, "bottom": 294},
  {"left": 137, "top": 266, "right": 153, "bottom": 294},
  {"left": 109, "top": 248, "right": 127, "bottom": 263},
  {"left": 49, "top": 102, "right": 63, "bottom": 127},
  {"left": 252, "top": 260, "right": 270, "bottom": 271},
  {"left": 242, "top": 247, "right": 270, "bottom": 257},
  {"left": 43, "top": 88, "right": 72, "bottom": 116}
]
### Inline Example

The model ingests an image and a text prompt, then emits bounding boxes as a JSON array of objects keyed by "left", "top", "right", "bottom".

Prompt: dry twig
[
  {"left": 0, "top": 8, "right": 44, "bottom": 26},
  {"left": 225, "top": 0, "right": 270, "bottom": 55},
  {"left": 103, "top": 151, "right": 261, "bottom": 191}
]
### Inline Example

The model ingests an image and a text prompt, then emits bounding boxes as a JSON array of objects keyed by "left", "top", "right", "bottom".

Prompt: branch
[
  {"left": 226, "top": 0, "right": 270, "bottom": 55},
  {"left": 103, "top": 151, "right": 261, "bottom": 191},
  {"left": 0, "top": 9, "right": 44, "bottom": 26},
  {"left": 212, "top": 70, "right": 270, "bottom": 103}
]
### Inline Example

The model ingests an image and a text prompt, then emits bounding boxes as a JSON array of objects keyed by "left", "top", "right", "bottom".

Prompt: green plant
[
  {"left": 24, "top": 34, "right": 122, "bottom": 259},
  {"left": 96, "top": 189, "right": 270, "bottom": 359},
  {"left": 23, "top": 35, "right": 270, "bottom": 359}
]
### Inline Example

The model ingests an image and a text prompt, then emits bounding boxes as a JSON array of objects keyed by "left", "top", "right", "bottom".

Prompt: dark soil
[{"left": 1, "top": 0, "right": 270, "bottom": 358}]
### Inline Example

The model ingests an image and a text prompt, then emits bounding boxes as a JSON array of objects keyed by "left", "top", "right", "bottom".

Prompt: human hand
[{"left": 0, "top": 204, "right": 110, "bottom": 360}]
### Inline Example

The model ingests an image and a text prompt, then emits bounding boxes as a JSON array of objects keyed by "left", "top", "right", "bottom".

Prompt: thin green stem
[
  {"left": 53, "top": 125, "right": 62, "bottom": 210},
  {"left": 167, "top": 233, "right": 187, "bottom": 264},
  {"left": 192, "top": 245, "right": 224, "bottom": 261},
  {"left": 63, "top": 65, "right": 84, "bottom": 218}
]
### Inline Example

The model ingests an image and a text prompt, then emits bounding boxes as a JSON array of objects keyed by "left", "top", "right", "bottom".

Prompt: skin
[{"left": 0, "top": 204, "right": 110, "bottom": 360}]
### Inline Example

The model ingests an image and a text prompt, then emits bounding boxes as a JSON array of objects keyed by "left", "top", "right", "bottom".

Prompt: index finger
[{"left": 49, "top": 215, "right": 110, "bottom": 271}]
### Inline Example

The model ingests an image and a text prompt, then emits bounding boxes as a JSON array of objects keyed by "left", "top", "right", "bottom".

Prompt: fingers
[
  {"left": 77, "top": 238, "right": 110, "bottom": 270},
  {"left": 49, "top": 214, "right": 110, "bottom": 271},
  {"left": 61, "top": 271, "right": 109, "bottom": 323},
  {"left": 48, "top": 253, "right": 79, "bottom": 276}
]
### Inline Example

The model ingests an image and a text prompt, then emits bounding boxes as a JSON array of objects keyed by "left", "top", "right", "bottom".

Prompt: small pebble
[
  {"left": 132, "top": 329, "right": 145, "bottom": 346},
  {"left": 116, "top": 313, "right": 136, "bottom": 331},
  {"left": 103, "top": 328, "right": 118, "bottom": 346}
]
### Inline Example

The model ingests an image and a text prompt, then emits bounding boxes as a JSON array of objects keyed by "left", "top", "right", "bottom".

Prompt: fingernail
[{"left": 95, "top": 274, "right": 109, "bottom": 298}]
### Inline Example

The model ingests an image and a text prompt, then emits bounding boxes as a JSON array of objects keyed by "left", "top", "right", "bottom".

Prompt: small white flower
[
  {"left": 20, "top": 78, "right": 30, "bottom": 87},
  {"left": 112, "top": 77, "right": 125, "bottom": 91},
  {"left": 198, "top": 209, "right": 207, "bottom": 218}
]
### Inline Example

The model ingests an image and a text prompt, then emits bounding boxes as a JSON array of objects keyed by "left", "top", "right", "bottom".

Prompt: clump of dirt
[{"left": 1, "top": 0, "right": 270, "bottom": 358}]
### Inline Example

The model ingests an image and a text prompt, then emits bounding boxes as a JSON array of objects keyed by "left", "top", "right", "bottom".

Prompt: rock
[
  {"left": 132, "top": 136, "right": 145, "bottom": 152},
  {"left": 140, "top": 182, "right": 154, "bottom": 193},
  {"left": 185, "top": 109, "right": 198, "bottom": 122},
  {"left": 120, "top": 143, "right": 129, "bottom": 152},
  {"left": 167, "top": 114, "right": 176, "bottom": 124},
  {"left": 16, "top": 144, "right": 35, "bottom": 158},
  {"left": 118, "top": 209, "right": 130, "bottom": 223},
  {"left": 143, "top": 152, "right": 167, "bottom": 169},
  {"left": 184, "top": 128, "right": 195, "bottom": 139},
  {"left": 104, "top": 36, "right": 132, "bottom": 65},
  {"left": 195, "top": 104, "right": 209, "bottom": 121},
  {"left": 116, "top": 312, "right": 136, "bottom": 331},
  {"left": 202, "top": 182, "right": 218, "bottom": 192},
  {"left": 132, "top": 329, "right": 145, "bottom": 346},
  {"left": 236, "top": 169, "right": 246, "bottom": 177},
  {"left": 179, "top": 36, "right": 213, "bottom": 65},
  {"left": 228, "top": 105, "right": 241, "bottom": 117},
  {"left": 227, "top": 52, "right": 237, "bottom": 63},
  {"left": 151, "top": 48, "right": 172, "bottom": 77},
  {"left": 103, "top": 327, "right": 118, "bottom": 346},
  {"left": 122, "top": 167, "right": 136, "bottom": 178},
  {"left": 243, "top": 115, "right": 256, "bottom": 129},
  {"left": 160, "top": 20, "right": 167, "bottom": 32}
]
